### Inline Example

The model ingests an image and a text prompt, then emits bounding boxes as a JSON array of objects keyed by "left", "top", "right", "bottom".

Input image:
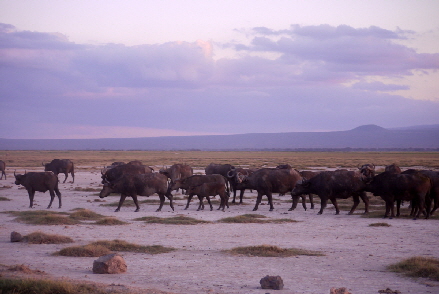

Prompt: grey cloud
[{"left": 352, "top": 81, "right": 410, "bottom": 91}]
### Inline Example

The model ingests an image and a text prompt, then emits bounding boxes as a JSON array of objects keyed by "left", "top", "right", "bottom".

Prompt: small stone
[
  {"left": 330, "top": 287, "right": 352, "bottom": 294},
  {"left": 11, "top": 231, "right": 22, "bottom": 242},
  {"left": 260, "top": 275, "right": 284, "bottom": 290}
]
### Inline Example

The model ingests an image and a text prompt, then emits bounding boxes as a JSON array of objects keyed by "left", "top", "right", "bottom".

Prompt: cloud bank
[{"left": 1, "top": 23, "right": 438, "bottom": 139}]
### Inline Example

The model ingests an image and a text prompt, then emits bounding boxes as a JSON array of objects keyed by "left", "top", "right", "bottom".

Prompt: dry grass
[
  {"left": 5, "top": 210, "right": 80, "bottom": 225},
  {"left": 0, "top": 196, "right": 11, "bottom": 201},
  {"left": 73, "top": 187, "right": 102, "bottom": 192},
  {"left": 23, "top": 232, "right": 74, "bottom": 244},
  {"left": 224, "top": 245, "right": 324, "bottom": 257},
  {"left": 218, "top": 214, "right": 298, "bottom": 224},
  {"left": 134, "top": 215, "right": 211, "bottom": 225},
  {"left": 69, "top": 208, "right": 105, "bottom": 220},
  {"left": 101, "top": 199, "right": 161, "bottom": 207},
  {"left": 368, "top": 222, "right": 391, "bottom": 227},
  {"left": 3, "top": 150, "right": 439, "bottom": 170},
  {"left": 91, "top": 240, "right": 175, "bottom": 254},
  {"left": 388, "top": 256, "right": 439, "bottom": 281},
  {"left": 54, "top": 244, "right": 112, "bottom": 257},
  {"left": 93, "top": 217, "right": 128, "bottom": 225}
]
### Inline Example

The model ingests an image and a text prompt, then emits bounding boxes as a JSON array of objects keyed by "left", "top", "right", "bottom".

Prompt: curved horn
[{"left": 227, "top": 169, "right": 236, "bottom": 178}]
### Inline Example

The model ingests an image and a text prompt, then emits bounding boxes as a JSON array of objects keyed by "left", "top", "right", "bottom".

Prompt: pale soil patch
[{"left": 1, "top": 169, "right": 438, "bottom": 294}]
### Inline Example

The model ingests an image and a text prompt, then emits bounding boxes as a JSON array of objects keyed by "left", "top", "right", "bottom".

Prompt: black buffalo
[
  {"left": 168, "top": 174, "right": 227, "bottom": 210},
  {"left": 159, "top": 164, "right": 193, "bottom": 183},
  {"left": 205, "top": 163, "right": 235, "bottom": 193},
  {"left": 43, "top": 159, "right": 75, "bottom": 183},
  {"left": 240, "top": 168, "right": 302, "bottom": 211},
  {"left": 291, "top": 169, "right": 371, "bottom": 215},
  {"left": 99, "top": 173, "right": 173, "bottom": 212},
  {"left": 0, "top": 160, "right": 6, "bottom": 180},
  {"left": 385, "top": 163, "right": 402, "bottom": 174},
  {"left": 14, "top": 171, "right": 61, "bottom": 209},
  {"left": 289, "top": 170, "right": 322, "bottom": 210},
  {"left": 226, "top": 167, "right": 256, "bottom": 204},
  {"left": 187, "top": 182, "right": 229, "bottom": 211},
  {"left": 364, "top": 171, "right": 431, "bottom": 219},
  {"left": 101, "top": 163, "right": 152, "bottom": 184}
]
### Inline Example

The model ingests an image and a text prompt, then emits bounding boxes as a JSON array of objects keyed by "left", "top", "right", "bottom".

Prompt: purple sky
[{"left": 1, "top": 1, "right": 439, "bottom": 139}]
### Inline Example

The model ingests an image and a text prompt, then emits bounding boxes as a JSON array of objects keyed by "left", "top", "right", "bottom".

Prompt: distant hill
[{"left": 1, "top": 124, "right": 438, "bottom": 151}]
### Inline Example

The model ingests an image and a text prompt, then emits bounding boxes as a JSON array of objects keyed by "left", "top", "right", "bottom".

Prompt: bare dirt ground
[{"left": 1, "top": 167, "right": 438, "bottom": 294}]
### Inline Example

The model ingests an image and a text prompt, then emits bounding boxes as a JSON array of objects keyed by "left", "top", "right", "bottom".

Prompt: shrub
[
  {"left": 0, "top": 196, "right": 11, "bottom": 201},
  {"left": 69, "top": 208, "right": 104, "bottom": 220},
  {"left": 94, "top": 217, "right": 128, "bottom": 225},
  {"left": 54, "top": 244, "right": 111, "bottom": 257},
  {"left": 218, "top": 214, "right": 297, "bottom": 224},
  {"left": 91, "top": 240, "right": 175, "bottom": 254},
  {"left": 369, "top": 222, "right": 391, "bottom": 227}
]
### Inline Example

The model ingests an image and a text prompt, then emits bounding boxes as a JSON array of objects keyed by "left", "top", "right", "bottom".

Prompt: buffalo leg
[
  {"left": 239, "top": 189, "right": 245, "bottom": 204},
  {"left": 132, "top": 195, "right": 140, "bottom": 212},
  {"left": 165, "top": 194, "right": 174, "bottom": 211},
  {"left": 115, "top": 194, "right": 128, "bottom": 212},
  {"left": 267, "top": 192, "right": 274, "bottom": 211},
  {"left": 359, "top": 192, "right": 369, "bottom": 214},
  {"left": 330, "top": 198, "right": 340, "bottom": 215},
  {"left": 253, "top": 192, "right": 264, "bottom": 211},
  {"left": 157, "top": 194, "right": 165, "bottom": 212},
  {"left": 309, "top": 194, "right": 314, "bottom": 209},
  {"left": 62, "top": 172, "right": 68, "bottom": 183},
  {"left": 71, "top": 171, "right": 75, "bottom": 183},
  {"left": 318, "top": 196, "right": 328, "bottom": 215},
  {"left": 28, "top": 190, "right": 35, "bottom": 208},
  {"left": 348, "top": 195, "right": 360, "bottom": 215},
  {"left": 47, "top": 190, "right": 56, "bottom": 209},
  {"left": 185, "top": 194, "right": 195, "bottom": 210},
  {"left": 55, "top": 187, "right": 62, "bottom": 208},
  {"left": 206, "top": 196, "right": 213, "bottom": 211}
]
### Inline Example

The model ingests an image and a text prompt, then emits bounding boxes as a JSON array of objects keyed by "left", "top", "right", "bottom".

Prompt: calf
[
  {"left": 14, "top": 171, "right": 61, "bottom": 209},
  {"left": 187, "top": 182, "right": 229, "bottom": 211}
]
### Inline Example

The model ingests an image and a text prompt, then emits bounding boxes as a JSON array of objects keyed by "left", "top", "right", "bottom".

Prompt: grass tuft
[
  {"left": 69, "top": 208, "right": 105, "bottom": 220},
  {"left": 0, "top": 196, "right": 11, "bottom": 201},
  {"left": 369, "top": 222, "right": 391, "bottom": 227},
  {"left": 388, "top": 256, "right": 439, "bottom": 281},
  {"left": 134, "top": 215, "right": 210, "bottom": 225},
  {"left": 93, "top": 217, "right": 128, "bottom": 225},
  {"left": 91, "top": 240, "right": 175, "bottom": 254},
  {"left": 218, "top": 214, "right": 297, "bottom": 224},
  {"left": 224, "top": 245, "right": 324, "bottom": 257},
  {"left": 23, "top": 231, "right": 74, "bottom": 244},
  {"left": 54, "top": 244, "right": 112, "bottom": 257}
]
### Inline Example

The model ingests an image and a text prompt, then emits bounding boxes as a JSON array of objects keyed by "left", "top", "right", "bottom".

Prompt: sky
[{"left": 1, "top": 0, "right": 439, "bottom": 139}]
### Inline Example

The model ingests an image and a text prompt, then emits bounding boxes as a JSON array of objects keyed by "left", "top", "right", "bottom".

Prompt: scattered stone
[
  {"left": 260, "top": 275, "right": 284, "bottom": 290},
  {"left": 330, "top": 287, "right": 352, "bottom": 294},
  {"left": 378, "top": 288, "right": 401, "bottom": 294},
  {"left": 10, "top": 231, "right": 22, "bottom": 242},
  {"left": 93, "top": 253, "right": 127, "bottom": 274}
]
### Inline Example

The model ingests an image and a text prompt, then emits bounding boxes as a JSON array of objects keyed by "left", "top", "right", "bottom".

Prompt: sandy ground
[{"left": 1, "top": 167, "right": 439, "bottom": 294}]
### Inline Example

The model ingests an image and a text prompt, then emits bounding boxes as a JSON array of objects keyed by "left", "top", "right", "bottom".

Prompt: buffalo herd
[{"left": 8, "top": 159, "right": 439, "bottom": 219}]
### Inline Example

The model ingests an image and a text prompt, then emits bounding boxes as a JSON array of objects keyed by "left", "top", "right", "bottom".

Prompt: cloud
[{"left": 0, "top": 23, "right": 438, "bottom": 139}]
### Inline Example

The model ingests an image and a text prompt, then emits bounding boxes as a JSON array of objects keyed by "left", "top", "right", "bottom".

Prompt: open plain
[{"left": 1, "top": 151, "right": 439, "bottom": 294}]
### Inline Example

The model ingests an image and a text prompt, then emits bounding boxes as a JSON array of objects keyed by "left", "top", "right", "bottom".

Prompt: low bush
[
  {"left": 54, "top": 244, "right": 111, "bottom": 257},
  {"left": 134, "top": 215, "right": 210, "bottom": 225},
  {"left": 369, "top": 222, "right": 391, "bottom": 227},
  {"left": 93, "top": 217, "right": 128, "bottom": 225},
  {"left": 91, "top": 240, "right": 175, "bottom": 254},
  {"left": 69, "top": 208, "right": 104, "bottom": 220},
  {"left": 218, "top": 214, "right": 297, "bottom": 224}
]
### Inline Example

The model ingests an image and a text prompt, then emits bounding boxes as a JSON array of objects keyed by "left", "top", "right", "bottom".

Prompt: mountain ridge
[{"left": 1, "top": 124, "right": 438, "bottom": 150}]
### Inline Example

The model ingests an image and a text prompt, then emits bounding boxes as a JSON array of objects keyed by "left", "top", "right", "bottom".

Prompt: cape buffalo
[
  {"left": 187, "top": 182, "right": 229, "bottom": 211},
  {"left": 226, "top": 167, "right": 255, "bottom": 204},
  {"left": 99, "top": 173, "right": 173, "bottom": 212},
  {"left": 168, "top": 174, "right": 227, "bottom": 210},
  {"left": 0, "top": 160, "right": 6, "bottom": 180},
  {"left": 289, "top": 170, "right": 322, "bottom": 210},
  {"left": 14, "top": 171, "right": 61, "bottom": 209},
  {"left": 385, "top": 163, "right": 402, "bottom": 174},
  {"left": 364, "top": 171, "right": 431, "bottom": 219},
  {"left": 240, "top": 168, "right": 302, "bottom": 211},
  {"left": 205, "top": 163, "right": 235, "bottom": 193},
  {"left": 159, "top": 164, "right": 193, "bottom": 183},
  {"left": 101, "top": 163, "right": 152, "bottom": 184},
  {"left": 43, "top": 159, "right": 75, "bottom": 183},
  {"left": 291, "top": 170, "right": 370, "bottom": 215}
]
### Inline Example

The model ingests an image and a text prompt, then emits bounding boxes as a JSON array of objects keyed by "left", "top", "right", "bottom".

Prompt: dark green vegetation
[
  {"left": 54, "top": 239, "right": 175, "bottom": 257},
  {"left": 134, "top": 215, "right": 211, "bottom": 225},
  {"left": 368, "top": 222, "right": 391, "bottom": 227},
  {"left": 0, "top": 196, "right": 11, "bottom": 201},
  {"left": 93, "top": 217, "right": 128, "bottom": 225},
  {"left": 388, "top": 256, "right": 439, "bottom": 281},
  {"left": 224, "top": 245, "right": 324, "bottom": 257}
]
